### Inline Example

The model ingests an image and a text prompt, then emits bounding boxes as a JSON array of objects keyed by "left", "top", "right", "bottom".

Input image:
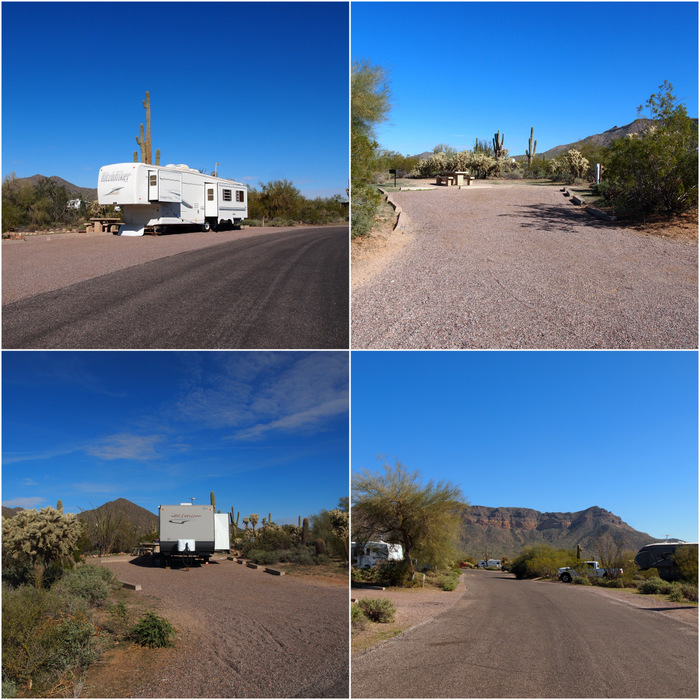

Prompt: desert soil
[
  {"left": 82, "top": 557, "right": 348, "bottom": 698},
  {"left": 352, "top": 180, "right": 697, "bottom": 349}
]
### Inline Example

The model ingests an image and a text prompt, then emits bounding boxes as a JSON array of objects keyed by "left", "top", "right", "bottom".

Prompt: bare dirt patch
[
  {"left": 351, "top": 579, "right": 464, "bottom": 654},
  {"left": 81, "top": 558, "right": 348, "bottom": 698}
]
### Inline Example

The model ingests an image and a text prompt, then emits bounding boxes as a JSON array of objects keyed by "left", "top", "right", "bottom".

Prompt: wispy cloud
[
  {"left": 72, "top": 482, "right": 122, "bottom": 494},
  {"left": 173, "top": 352, "right": 348, "bottom": 440},
  {"left": 3, "top": 446, "right": 82, "bottom": 465},
  {"left": 3, "top": 497, "right": 46, "bottom": 508},
  {"left": 86, "top": 433, "right": 165, "bottom": 461},
  {"left": 22, "top": 478, "right": 39, "bottom": 486}
]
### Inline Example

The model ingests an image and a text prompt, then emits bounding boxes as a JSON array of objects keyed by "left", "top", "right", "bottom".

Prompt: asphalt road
[
  {"left": 2, "top": 226, "right": 348, "bottom": 349},
  {"left": 351, "top": 570, "right": 698, "bottom": 698}
]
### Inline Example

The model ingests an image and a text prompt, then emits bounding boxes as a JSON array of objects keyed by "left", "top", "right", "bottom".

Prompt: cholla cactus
[
  {"left": 562, "top": 149, "right": 590, "bottom": 180},
  {"left": 2, "top": 507, "right": 82, "bottom": 581},
  {"left": 249, "top": 514, "right": 259, "bottom": 538},
  {"left": 328, "top": 509, "right": 349, "bottom": 561}
]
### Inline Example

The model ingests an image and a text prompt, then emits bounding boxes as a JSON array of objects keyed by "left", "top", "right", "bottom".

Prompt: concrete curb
[
  {"left": 561, "top": 188, "right": 617, "bottom": 223},
  {"left": 378, "top": 187, "right": 410, "bottom": 233},
  {"left": 121, "top": 582, "right": 142, "bottom": 591}
]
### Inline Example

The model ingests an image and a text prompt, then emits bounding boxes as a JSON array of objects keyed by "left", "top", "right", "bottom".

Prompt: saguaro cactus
[
  {"left": 134, "top": 91, "right": 159, "bottom": 165},
  {"left": 301, "top": 517, "right": 309, "bottom": 546},
  {"left": 492, "top": 130, "right": 505, "bottom": 159},
  {"left": 526, "top": 126, "right": 537, "bottom": 167},
  {"left": 210, "top": 491, "right": 216, "bottom": 508}
]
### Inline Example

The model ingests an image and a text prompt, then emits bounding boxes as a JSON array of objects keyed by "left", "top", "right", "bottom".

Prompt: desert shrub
[
  {"left": 357, "top": 597, "right": 396, "bottom": 623},
  {"left": 277, "top": 548, "right": 315, "bottom": 565},
  {"left": 679, "top": 583, "right": 698, "bottom": 602},
  {"left": 54, "top": 565, "right": 117, "bottom": 606},
  {"left": 667, "top": 585, "right": 684, "bottom": 603},
  {"left": 673, "top": 544, "right": 698, "bottom": 583},
  {"left": 249, "top": 525, "right": 295, "bottom": 553},
  {"left": 2, "top": 585, "right": 100, "bottom": 692},
  {"left": 603, "top": 81, "right": 698, "bottom": 219},
  {"left": 245, "top": 549, "right": 280, "bottom": 566},
  {"left": 573, "top": 576, "right": 592, "bottom": 585},
  {"left": 351, "top": 604, "right": 368, "bottom": 630},
  {"left": 129, "top": 612, "right": 174, "bottom": 648},
  {"left": 511, "top": 545, "right": 577, "bottom": 580},
  {"left": 437, "top": 572, "right": 460, "bottom": 591},
  {"left": 53, "top": 565, "right": 117, "bottom": 607},
  {"left": 2, "top": 562, "right": 36, "bottom": 588},
  {"left": 637, "top": 577, "right": 665, "bottom": 594},
  {"left": 313, "top": 553, "right": 331, "bottom": 565}
]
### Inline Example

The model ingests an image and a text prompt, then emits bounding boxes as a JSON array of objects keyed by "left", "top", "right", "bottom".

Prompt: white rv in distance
[
  {"left": 351, "top": 540, "right": 404, "bottom": 569},
  {"left": 98, "top": 163, "right": 248, "bottom": 236}
]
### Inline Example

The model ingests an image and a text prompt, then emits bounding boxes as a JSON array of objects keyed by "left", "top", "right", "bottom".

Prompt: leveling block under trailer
[
  {"left": 98, "top": 163, "right": 248, "bottom": 236},
  {"left": 157, "top": 504, "right": 230, "bottom": 568}
]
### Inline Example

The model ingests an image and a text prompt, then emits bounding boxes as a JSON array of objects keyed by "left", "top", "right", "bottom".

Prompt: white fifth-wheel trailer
[{"left": 98, "top": 162, "right": 248, "bottom": 236}]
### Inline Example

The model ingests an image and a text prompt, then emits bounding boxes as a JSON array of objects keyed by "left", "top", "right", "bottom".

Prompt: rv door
[
  {"left": 205, "top": 183, "right": 217, "bottom": 218},
  {"left": 148, "top": 170, "right": 158, "bottom": 201}
]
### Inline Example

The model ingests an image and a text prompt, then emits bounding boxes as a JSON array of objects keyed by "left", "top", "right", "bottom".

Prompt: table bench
[{"left": 436, "top": 171, "right": 474, "bottom": 187}]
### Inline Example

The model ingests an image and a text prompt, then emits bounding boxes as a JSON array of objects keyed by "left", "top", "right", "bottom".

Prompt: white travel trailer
[
  {"left": 98, "top": 163, "right": 248, "bottom": 236},
  {"left": 351, "top": 540, "right": 404, "bottom": 569},
  {"left": 158, "top": 504, "right": 217, "bottom": 566}
]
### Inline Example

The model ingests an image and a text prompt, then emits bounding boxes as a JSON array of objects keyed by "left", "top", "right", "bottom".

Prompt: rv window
[
  {"left": 207, "top": 188, "right": 214, "bottom": 201},
  {"left": 236, "top": 190, "right": 245, "bottom": 202},
  {"left": 149, "top": 175, "right": 157, "bottom": 186},
  {"left": 222, "top": 189, "right": 232, "bottom": 202}
]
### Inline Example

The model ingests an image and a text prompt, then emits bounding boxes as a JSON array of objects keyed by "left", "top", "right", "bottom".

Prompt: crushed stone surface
[{"left": 351, "top": 184, "right": 697, "bottom": 349}]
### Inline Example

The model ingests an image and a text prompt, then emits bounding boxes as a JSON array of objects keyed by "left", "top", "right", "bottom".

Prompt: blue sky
[
  {"left": 352, "top": 2, "right": 698, "bottom": 156},
  {"left": 2, "top": 2, "right": 349, "bottom": 199},
  {"left": 351, "top": 351, "right": 698, "bottom": 543},
  {"left": 2, "top": 351, "right": 349, "bottom": 523}
]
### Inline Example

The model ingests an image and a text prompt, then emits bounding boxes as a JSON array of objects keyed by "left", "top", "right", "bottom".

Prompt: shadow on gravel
[{"left": 502, "top": 203, "right": 612, "bottom": 233}]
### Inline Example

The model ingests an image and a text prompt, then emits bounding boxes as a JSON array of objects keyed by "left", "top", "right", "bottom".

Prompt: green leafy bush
[
  {"left": 357, "top": 597, "right": 396, "bottom": 623},
  {"left": 129, "top": 612, "right": 174, "bottom": 648},
  {"left": 637, "top": 577, "right": 665, "bottom": 594}
]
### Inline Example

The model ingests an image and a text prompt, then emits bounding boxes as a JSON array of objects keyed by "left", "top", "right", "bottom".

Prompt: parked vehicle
[
  {"left": 351, "top": 540, "right": 403, "bottom": 569},
  {"left": 158, "top": 504, "right": 222, "bottom": 566},
  {"left": 477, "top": 559, "right": 501, "bottom": 569},
  {"left": 98, "top": 163, "right": 248, "bottom": 236},
  {"left": 558, "top": 560, "right": 622, "bottom": 583},
  {"left": 634, "top": 542, "right": 697, "bottom": 581}
]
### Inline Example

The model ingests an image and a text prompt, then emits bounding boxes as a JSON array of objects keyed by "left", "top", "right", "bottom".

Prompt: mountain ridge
[{"left": 460, "top": 504, "right": 664, "bottom": 559}]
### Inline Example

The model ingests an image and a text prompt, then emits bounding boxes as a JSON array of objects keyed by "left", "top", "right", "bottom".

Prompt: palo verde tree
[
  {"left": 352, "top": 459, "right": 468, "bottom": 578},
  {"left": 2, "top": 507, "right": 82, "bottom": 585},
  {"left": 351, "top": 59, "right": 392, "bottom": 237}
]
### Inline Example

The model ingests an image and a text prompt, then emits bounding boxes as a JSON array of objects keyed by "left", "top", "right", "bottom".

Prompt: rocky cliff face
[{"left": 460, "top": 505, "right": 660, "bottom": 559}]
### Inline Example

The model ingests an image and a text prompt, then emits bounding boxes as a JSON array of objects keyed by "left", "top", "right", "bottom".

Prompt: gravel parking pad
[
  {"left": 351, "top": 185, "right": 697, "bottom": 349},
  {"left": 97, "top": 558, "right": 348, "bottom": 698}
]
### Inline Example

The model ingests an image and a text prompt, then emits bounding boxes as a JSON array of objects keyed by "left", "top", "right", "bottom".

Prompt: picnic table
[
  {"left": 87, "top": 217, "right": 123, "bottom": 233},
  {"left": 436, "top": 171, "right": 474, "bottom": 187}
]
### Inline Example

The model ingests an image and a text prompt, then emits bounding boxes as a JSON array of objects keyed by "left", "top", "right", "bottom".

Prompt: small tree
[
  {"left": 352, "top": 459, "right": 467, "bottom": 577},
  {"left": 673, "top": 544, "right": 699, "bottom": 583},
  {"left": 594, "top": 532, "right": 625, "bottom": 579},
  {"left": 2, "top": 508, "right": 82, "bottom": 585}
]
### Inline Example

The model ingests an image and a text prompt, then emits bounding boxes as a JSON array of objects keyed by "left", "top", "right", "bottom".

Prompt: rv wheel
[{"left": 201, "top": 221, "right": 211, "bottom": 232}]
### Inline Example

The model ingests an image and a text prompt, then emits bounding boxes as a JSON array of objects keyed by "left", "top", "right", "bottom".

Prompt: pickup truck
[{"left": 558, "top": 560, "right": 622, "bottom": 583}]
